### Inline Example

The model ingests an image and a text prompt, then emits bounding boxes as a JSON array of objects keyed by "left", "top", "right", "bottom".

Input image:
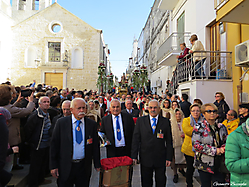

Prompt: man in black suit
[
  {"left": 98, "top": 97, "right": 107, "bottom": 113},
  {"left": 121, "top": 94, "right": 138, "bottom": 110},
  {"left": 131, "top": 100, "right": 173, "bottom": 187},
  {"left": 180, "top": 94, "right": 191, "bottom": 117},
  {"left": 121, "top": 99, "right": 139, "bottom": 118},
  {"left": 50, "top": 98, "right": 100, "bottom": 187},
  {"left": 101, "top": 99, "right": 135, "bottom": 158}
]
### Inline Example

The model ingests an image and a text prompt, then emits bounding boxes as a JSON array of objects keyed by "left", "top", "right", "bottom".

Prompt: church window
[
  {"left": 25, "top": 47, "right": 36, "bottom": 67},
  {"left": 48, "top": 42, "right": 61, "bottom": 62},
  {"left": 52, "top": 24, "right": 61, "bottom": 33},
  {"left": 35, "top": 0, "right": 39, "bottom": 10},
  {"left": 71, "top": 47, "right": 84, "bottom": 69}
]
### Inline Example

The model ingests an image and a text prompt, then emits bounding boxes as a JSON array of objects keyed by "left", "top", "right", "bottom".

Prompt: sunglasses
[{"left": 205, "top": 110, "right": 218, "bottom": 114}]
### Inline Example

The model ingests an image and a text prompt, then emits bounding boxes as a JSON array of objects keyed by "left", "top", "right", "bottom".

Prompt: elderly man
[
  {"left": 84, "top": 95, "right": 90, "bottom": 103},
  {"left": 100, "top": 99, "right": 135, "bottom": 158},
  {"left": 238, "top": 103, "right": 249, "bottom": 126},
  {"left": 25, "top": 96, "right": 52, "bottom": 186},
  {"left": 122, "top": 99, "right": 139, "bottom": 118},
  {"left": 51, "top": 100, "right": 71, "bottom": 135},
  {"left": 60, "top": 89, "right": 67, "bottom": 99},
  {"left": 50, "top": 98, "right": 100, "bottom": 187},
  {"left": 131, "top": 100, "right": 173, "bottom": 187},
  {"left": 222, "top": 110, "right": 239, "bottom": 135},
  {"left": 121, "top": 94, "right": 138, "bottom": 110}
]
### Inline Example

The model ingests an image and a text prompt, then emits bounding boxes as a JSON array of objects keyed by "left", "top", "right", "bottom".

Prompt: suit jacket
[
  {"left": 131, "top": 115, "right": 173, "bottom": 168},
  {"left": 100, "top": 113, "right": 135, "bottom": 158},
  {"left": 100, "top": 103, "right": 107, "bottom": 113},
  {"left": 50, "top": 115, "right": 101, "bottom": 180},
  {"left": 121, "top": 102, "right": 138, "bottom": 110},
  {"left": 121, "top": 109, "right": 139, "bottom": 118}
]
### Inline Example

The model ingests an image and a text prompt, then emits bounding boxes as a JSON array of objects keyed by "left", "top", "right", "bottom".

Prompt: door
[
  {"left": 177, "top": 12, "right": 185, "bottom": 48},
  {"left": 45, "top": 73, "right": 63, "bottom": 89}
]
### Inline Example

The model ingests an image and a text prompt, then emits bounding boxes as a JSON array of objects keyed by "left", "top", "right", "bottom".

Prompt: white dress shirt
[
  {"left": 112, "top": 114, "right": 126, "bottom": 147},
  {"left": 126, "top": 109, "right": 132, "bottom": 114},
  {"left": 149, "top": 115, "right": 159, "bottom": 128},
  {"left": 72, "top": 115, "right": 85, "bottom": 160}
]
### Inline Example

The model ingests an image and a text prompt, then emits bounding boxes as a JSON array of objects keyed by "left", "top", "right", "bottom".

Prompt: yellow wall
[
  {"left": 241, "top": 24, "right": 249, "bottom": 100},
  {"left": 226, "top": 23, "right": 241, "bottom": 110}
]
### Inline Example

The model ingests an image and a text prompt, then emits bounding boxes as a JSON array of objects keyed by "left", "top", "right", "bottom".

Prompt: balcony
[
  {"left": 157, "top": 32, "right": 191, "bottom": 67},
  {"left": 216, "top": 0, "right": 249, "bottom": 24},
  {"left": 168, "top": 51, "right": 232, "bottom": 94},
  {"left": 158, "top": 0, "right": 179, "bottom": 10}
]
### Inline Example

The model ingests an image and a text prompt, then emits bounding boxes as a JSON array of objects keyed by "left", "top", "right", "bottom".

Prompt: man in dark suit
[
  {"left": 180, "top": 94, "right": 191, "bottom": 117},
  {"left": 98, "top": 97, "right": 107, "bottom": 113},
  {"left": 121, "top": 94, "right": 138, "bottom": 110},
  {"left": 121, "top": 99, "right": 139, "bottom": 118},
  {"left": 50, "top": 98, "right": 100, "bottom": 187},
  {"left": 101, "top": 99, "right": 135, "bottom": 158},
  {"left": 131, "top": 100, "right": 173, "bottom": 187}
]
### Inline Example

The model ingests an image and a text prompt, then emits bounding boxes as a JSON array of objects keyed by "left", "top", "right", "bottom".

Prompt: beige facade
[{"left": 8, "top": 2, "right": 108, "bottom": 90}]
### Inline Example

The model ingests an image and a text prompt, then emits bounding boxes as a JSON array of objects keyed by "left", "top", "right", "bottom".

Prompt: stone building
[{"left": 0, "top": 0, "right": 110, "bottom": 90}]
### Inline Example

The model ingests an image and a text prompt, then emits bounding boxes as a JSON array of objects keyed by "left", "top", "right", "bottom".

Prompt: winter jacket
[
  {"left": 181, "top": 117, "right": 195, "bottom": 157},
  {"left": 222, "top": 118, "right": 239, "bottom": 135},
  {"left": 213, "top": 99, "right": 230, "bottom": 123},
  {"left": 225, "top": 120, "right": 249, "bottom": 187},
  {"left": 24, "top": 108, "right": 50, "bottom": 150},
  {"left": 192, "top": 119, "right": 228, "bottom": 174}
]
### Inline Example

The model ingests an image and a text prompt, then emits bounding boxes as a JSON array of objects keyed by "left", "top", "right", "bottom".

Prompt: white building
[{"left": 132, "top": 0, "right": 233, "bottom": 107}]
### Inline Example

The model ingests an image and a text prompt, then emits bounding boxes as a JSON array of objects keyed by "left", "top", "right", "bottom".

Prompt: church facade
[{"left": 0, "top": 0, "right": 110, "bottom": 90}]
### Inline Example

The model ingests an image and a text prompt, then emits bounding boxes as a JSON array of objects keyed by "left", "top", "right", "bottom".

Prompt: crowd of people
[{"left": 0, "top": 80, "right": 249, "bottom": 187}]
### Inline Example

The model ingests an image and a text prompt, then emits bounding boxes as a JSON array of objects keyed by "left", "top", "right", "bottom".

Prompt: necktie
[
  {"left": 152, "top": 118, "right": 157, "bottom": 134},
  {"left": 76, "top": 120, "right": 83, "bottom": 144},
  {"left": 116, "top": 116, "right": 121, "bottom": 141}
]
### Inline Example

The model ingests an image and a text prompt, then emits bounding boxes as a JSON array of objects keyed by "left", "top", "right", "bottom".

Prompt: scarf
[{"left": 190, "top": 114, "right": 203, "bottom": 127}]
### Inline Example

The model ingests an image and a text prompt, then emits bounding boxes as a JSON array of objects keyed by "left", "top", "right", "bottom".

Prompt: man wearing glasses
[
  {"left": 121, "top": 94, "right": 138, "bottom": 110},
  {"left": 131, "top": 100, "right": 173, "bottom": 187}
]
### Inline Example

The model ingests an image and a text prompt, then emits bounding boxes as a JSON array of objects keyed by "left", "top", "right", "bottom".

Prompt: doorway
[{"left": 45, "top": 73, "right": 63, "bottom": 89}]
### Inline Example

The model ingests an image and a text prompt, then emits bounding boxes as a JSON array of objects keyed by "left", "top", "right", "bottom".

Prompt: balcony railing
[
  {"left": 168, "top": 51, "right": 232, "bottom": 94},
  {"left": 214, "top": 0, "right": 229, "bottom": 10},
  {"left": 157, "top": 32, "right": 191, "bottom": 66}
]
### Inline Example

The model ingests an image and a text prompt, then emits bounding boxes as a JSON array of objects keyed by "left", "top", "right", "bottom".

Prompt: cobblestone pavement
[{"left": 41, "top": 147, "right": 201, "bottom": 187}]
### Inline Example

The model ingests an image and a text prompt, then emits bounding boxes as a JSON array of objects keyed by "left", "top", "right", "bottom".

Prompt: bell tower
[{"left": 12, "top": 0, "right": 53, "bottom": 23}]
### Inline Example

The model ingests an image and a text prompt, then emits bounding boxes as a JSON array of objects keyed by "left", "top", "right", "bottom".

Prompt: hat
[{"left": 239, "top": 103, "right": 249, "bottom": 110}]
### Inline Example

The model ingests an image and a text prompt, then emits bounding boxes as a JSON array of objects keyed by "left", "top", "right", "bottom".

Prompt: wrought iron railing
[{"left": 168, "top": 51, "right": 232, "bottom": 94}]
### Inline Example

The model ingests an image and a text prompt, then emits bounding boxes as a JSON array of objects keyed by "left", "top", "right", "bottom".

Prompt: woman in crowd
[
  {"left": 171, "top": 108, "right": 186, "bottom": 183},
  {"left": 172, "top": 100, "right": 180, "bottom": 110},
  {"left": 225, "top": 118, "right": 249, "bottom": 186},
  {"left": 160, "top": 99, "right": 172, "bottom": 119},
  {"left": 142, "top": 97, "right": 151, "bottom": 116},
  {"left": 213, "top": 92, "right": 230, "bottom": 123},
  {"left": 192, "top": 103, "right": 228, "bottom": 187},
  {"left": 0, "top": 85, "right": 35, "bottom": 170},
  {"left": 193, "top": 98, "right": 203, "bottom": 106},
  {"left": 181, "top": 103, "right": 203, "bottom": 187}
]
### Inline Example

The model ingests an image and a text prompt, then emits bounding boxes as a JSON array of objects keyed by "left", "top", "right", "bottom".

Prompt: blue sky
[{"left": 57, "top": 0, "right": 154, "bottom": 80}]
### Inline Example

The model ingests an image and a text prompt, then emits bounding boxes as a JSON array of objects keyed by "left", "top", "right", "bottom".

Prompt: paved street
[{"left": 41, "top": 147, "right": 200, "bottom": 187}]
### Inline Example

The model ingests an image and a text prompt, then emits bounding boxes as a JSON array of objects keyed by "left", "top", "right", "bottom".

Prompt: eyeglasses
[
  {"left": 215, "top": 96, "right": 220, "bottom": 98},
  {"left": 227, "top": 113, "right": 233, "bottom": 116},
  {"left": 205, "top": 110, "right": 218, "bottom": 114}
]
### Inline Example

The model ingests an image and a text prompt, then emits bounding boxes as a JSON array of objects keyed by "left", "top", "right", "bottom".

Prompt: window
[
  {"left": 71, "top": 47, "right": 84, "bottom": 69},
  {"left": 48, "top": 42, "right": 61, "bottom": 62},
  {"left": 52, "top": 24, "right": 61, "bottom": 33},
  {"left": 48, "top": 21, "right": 63, "bottom": 34},
  {"left": 177, "top": 12, "right": 185, "bottom": 47},
  {"left": 35, "top": 0, "right": 39, "bottom": 10}
]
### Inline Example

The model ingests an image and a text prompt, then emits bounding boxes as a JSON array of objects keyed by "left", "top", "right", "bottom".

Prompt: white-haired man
[
  {"left": 25, "top": 96, "right": 52, "bottom": 186},
  {"left": 100, "top": 99, "right": 135, "bottom": 158},
  {"left": 50, "top": 98, "right": 100, "bottom": 187},
  {"left": 131, "top": 99, "right": 173, "bottom": 187}
]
